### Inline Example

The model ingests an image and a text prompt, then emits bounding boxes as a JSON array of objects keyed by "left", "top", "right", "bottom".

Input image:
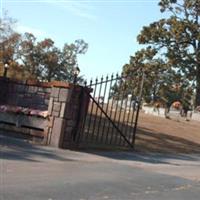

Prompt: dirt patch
[{"left": 135, "top": 112, "right": 200, "bottom": 154}]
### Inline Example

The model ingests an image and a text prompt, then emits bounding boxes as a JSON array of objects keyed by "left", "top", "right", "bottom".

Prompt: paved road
[{"left": 1, "top": 134, "right": 200, "bottom": 200}]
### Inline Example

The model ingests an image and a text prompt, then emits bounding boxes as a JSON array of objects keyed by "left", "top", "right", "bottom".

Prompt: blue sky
[{"left": 1, "top": 0, "right": 165, "bottom": 80}]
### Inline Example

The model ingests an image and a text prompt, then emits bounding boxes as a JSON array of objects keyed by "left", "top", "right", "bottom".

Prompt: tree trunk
[
  {"left": 195, "top": 68, "right": 200, "bottom": 106},
  {"left": 195, "top": 83, "right": 200, "bottom": 106}
]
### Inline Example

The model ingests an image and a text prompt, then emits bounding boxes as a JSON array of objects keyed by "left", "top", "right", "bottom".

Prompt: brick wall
[
  {"left": 0, "top": 77, "right": 51, "bottom": 110},
  {"left": 0, "top": 77, "right": 91, "bottom": 149}
]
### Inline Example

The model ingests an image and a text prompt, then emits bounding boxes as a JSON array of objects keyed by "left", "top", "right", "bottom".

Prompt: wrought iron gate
[{"left": 77, "top": 71, "right": 144, "bottom": 149}]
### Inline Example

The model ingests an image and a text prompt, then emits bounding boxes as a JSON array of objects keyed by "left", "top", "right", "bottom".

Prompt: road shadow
[
  {"left": 76, "top": 123, "right": 200, "bottom": 165},
  {"left": 135, "top": 127, "right": 200, "bottom": 154},
  {"left": 79, "top": 149, "right": 200, "bottom": 165},
  {"left": 0, "top": 131, "right": 74, "bottom": 162},
  {"left": 1, "top": 111, "right": 200, "bottom": 166}
]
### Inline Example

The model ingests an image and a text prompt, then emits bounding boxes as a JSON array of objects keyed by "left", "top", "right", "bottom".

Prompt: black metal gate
[{"left": 77, "top": 72, "right": 144, "bottom": 149}]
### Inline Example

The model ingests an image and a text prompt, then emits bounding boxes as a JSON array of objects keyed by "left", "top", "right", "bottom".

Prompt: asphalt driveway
[{"left": 1, "top": 134, "right": 200, "bottom": 200}]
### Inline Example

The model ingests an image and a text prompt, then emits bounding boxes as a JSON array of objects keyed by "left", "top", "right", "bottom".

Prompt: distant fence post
[{"left": 0, "top": 77, "right": 9, "bottom": 105}]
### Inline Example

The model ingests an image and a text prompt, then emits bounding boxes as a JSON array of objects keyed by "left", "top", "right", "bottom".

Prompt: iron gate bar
[
  {"left": 100, "top": 75, "right": 112, "bottom": 142},
  {"left": 114, "top": 107, "right": 124, "bottom": 145},
  {"left": 96, "top": 75, "right": 109, "bottom": 143},
  {"left": 132, "top": 71, "right": 145, "bottom": 147},
  {"left": 122, "top": 94, "right": 133, "bottom": 146},
  {"left": 91, "top": 77, "right": 103, "bottom": 141},
  {"left": 83, "top": 79, "right": 92, "bottom": 141},
  {"left": 94, "top": 76, "right": 104, "bottom": 142},
  {"left": 109, "top": 76, "right": 122, "bottom": 145},
  {"left": 85, "top": 78, "right": 98, "bottom": 140},
  {"left": 132, "top": 102, "right": 139, "bottom": 147},
  {"left": 85, "top": 91, "right": 134, "bottom": 148},
  {"left": 78, "top": 69, "right": 143, "bottom": 149},
  {"left": 89, "top": 75, "right": 123, "bottom": 86},
  {"left": 100, "top": 75, "right": 112, "bottom": 143},
  {"left": 119, "top": 98, "right": 129, "bottom": 146},
  {"left": 128, "top": 102, "right": 137, "bottom": 143},
  {"left": 113, "top": 80, "right": 126, "bottom": 145},
  {"left": 104, "top": 74, "right": 119, "bottom": 144}
]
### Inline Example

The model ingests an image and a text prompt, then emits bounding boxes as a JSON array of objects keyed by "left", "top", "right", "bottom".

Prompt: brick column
[
  {"left": 62, "top": 86, "right": 82, "bottom": 148},
  {"left": 48, "top": 86, "right": 71, "bottom": 147},
  {"left": 47, "top": 83, "right": 90, "bottom": 149}
]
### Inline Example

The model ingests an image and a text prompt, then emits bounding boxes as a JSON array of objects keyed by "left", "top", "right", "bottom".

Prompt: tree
[
  {"left": 0, "top": 14, "right": 88, "bottom": 82},
  {"left": 19, "top": 32, "right": 41, "bottom": 80},
  {"left": 121, "top": 46, "right": 193, "bottom": 107},
  {"left": 0, "top": 13, "right": 27, "bottom": 79},
  {"left": 137, "top": 0, "right": 200, "bottom": 106},
  {"left": 58, "top": 39, "right": 88, "bottom": 82},
  {"left": 19, "top": 34, "right": 88, "bottom": 82},
  {"left": 122, "top": 47, "right": 169, "bottom": 102},
  {"left": 37, "top": 38, "right": 60, "bottom": 81}
]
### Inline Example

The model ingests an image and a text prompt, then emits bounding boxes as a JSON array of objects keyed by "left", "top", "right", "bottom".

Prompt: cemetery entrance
[{"left": 76, "top": 72, "right": 144, "bottom": 149}]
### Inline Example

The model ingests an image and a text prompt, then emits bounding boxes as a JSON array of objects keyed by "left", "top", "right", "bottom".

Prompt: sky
[{"left": 1, "top": 0, "right": 166, "bottom": 80}]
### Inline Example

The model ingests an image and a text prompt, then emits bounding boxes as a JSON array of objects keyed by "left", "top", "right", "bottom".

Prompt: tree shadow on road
[
  {"left": 0, "top": 131, "right": 74, "bottom": 162},
  {"left": 1, "top": 118, "right": 200, "bottom": 166},
  {"left": 135, "top": 127, "right": 200, "bottom": 154},
  {"left": 77, "top": 125, "right": 200, "bottom": 165}
]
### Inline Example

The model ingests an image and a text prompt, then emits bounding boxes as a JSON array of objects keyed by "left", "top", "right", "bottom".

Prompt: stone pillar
[
  {"left": 48, "top": 86, "right": 71, "bottom": 147},
  {"left": 47, "top": 83, "right": 90, "bottom": 149},
  {"left": 62, "top": 86, "right": 83, "bottom": 148}
]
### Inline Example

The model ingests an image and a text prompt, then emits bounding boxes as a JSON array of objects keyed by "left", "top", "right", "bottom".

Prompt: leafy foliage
[
  {"left": 136, "top": 0, "right": 200, "bottom": 106},
  {"left": 0, "top": 14, "right": 88, "bottom": 82},
  {"left": 121, "top": 47, "right": 190, "bottom": 105}
]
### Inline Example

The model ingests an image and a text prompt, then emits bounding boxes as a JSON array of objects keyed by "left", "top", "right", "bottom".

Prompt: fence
[
  {"left": 0, "top": 70, "right": 143, "bottom": 149},
  {"left": 76, "top": 72, "right": 144, "bottom": 149}
]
